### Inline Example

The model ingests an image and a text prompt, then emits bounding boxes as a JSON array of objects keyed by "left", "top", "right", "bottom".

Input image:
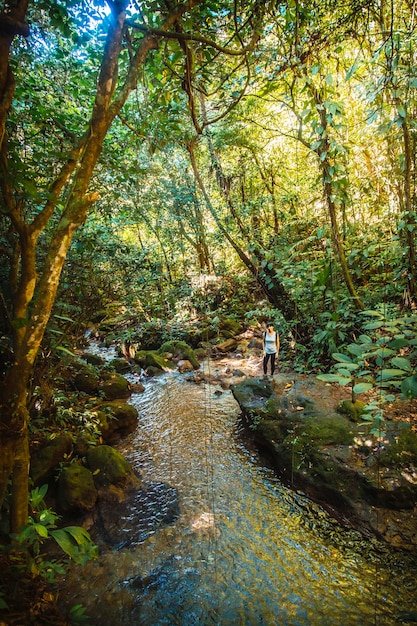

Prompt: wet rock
[
  {"left": 99, "top": 371, "right": 131, "bottom": 400},
  {"left": 86, "top": 445, "right": 140, "bottom": 489},
  {"left": 177, "top": 359, "right": 194, "bottom": 373},
  {"left": 159, "top": 340, "right": 200, "bottom": 369},
  {"left": 30, "top": 434, "right": 73, "bottom": 486},
  {"left": 83, "top": 353, "right": 106, "bottom": 367},
  {"left": 109, "top": 357, "right": 132, "bottom": 374},
  {"left": 212, "top": 338, "right": 238, "bottom": 354},
  {"left": 131, "top": 381, "right": 145, "bottom": 393},
  {"left": 231, "top": 374, "right": 417, "bottom": 551},
  {"left": 57, "top": 463, "right": 97, "bottom": 514},
  {"left": 134, "top": 350, "right": 175, "bottom": 373},
  {"left": 98, "top": 400, "right": 138, "bottom": 442}
]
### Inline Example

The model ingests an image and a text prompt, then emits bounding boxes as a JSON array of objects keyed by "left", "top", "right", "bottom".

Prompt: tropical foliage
[{"left": 0, "top": 0, "right": 416, "bottom": 582}]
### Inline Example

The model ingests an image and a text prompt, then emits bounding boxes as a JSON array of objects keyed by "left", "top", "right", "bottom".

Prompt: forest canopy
[{"left": 0, "top": 0, "right": 417, "bottom": 537}]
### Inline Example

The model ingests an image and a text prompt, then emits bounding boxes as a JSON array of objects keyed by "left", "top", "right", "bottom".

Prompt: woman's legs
[{"left": 263, "top": 353, "right": 276, "bottom": 375}]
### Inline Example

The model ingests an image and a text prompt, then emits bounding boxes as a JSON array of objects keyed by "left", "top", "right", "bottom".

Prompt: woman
[{"left": 262, "top": 322, "right": 279, "bottom": 377}]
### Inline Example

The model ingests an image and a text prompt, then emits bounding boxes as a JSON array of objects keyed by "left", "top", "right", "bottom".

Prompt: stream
[{"left": 59, "top": 353, "right": 417, "bottom": 625}]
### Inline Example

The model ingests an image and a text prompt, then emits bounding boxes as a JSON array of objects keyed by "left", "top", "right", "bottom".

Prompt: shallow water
[{"left": 60, "top": 361, "right": 417, "bottom": 625}]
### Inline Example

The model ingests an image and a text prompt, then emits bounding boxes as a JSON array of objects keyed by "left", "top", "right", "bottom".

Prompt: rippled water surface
[{"left": 60, "top": 362, "right": 417, "bottom": 625}]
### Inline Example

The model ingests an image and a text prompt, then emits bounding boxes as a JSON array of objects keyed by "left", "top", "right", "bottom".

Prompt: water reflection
[{"left": 60, "top": 367, "right": 417, "bottom": 625}]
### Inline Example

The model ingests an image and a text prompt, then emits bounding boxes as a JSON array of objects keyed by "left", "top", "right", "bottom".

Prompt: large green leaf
[
  {"left": 33, "top": 523, "right": 49, "bottom": 538},
  {"left": 391, "top": 357, "right": 413, "bottom": 372},
  {"left": 377, "top": 368, "right": 408, "bottom": 381},
  {"left": 317, "top": 373, "right": 351, "bottom": 385},
  {"left": 401, "top": 376, "right": 417, "bottom": 399},
  {"left": 353, "top": 382, "right": 373, "bottom": 394},
  {"left": 332, "top": 353, "right": 353, "bottom": 363}
]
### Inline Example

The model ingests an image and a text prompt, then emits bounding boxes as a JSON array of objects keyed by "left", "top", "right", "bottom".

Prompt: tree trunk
[
  {"left": 400, "top": 115, "right": 417, "bottom": 302},
  {"left": 310, "top": 84, "right": 364, "bottom": 310},
  {"left": 186, "top": 139, "right": 305, "bottom": 328},
  {"left": 0, "top": 0, "right": 205, "bottom": 528}
]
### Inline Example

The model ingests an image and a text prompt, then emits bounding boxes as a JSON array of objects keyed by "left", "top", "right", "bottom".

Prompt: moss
[
  {"left": 30, "top": 434, "right": 73, "bottom": 486},
  {"left": 72, "top": 363, "right": 100, "bottom": 395},
  {"left": 281, "top": 415, "right": 354, "bottom": 468},
  {"left": 99, "top": 372, "right": 130, "bottom": 400},
  {"left": 218, "top": 317, "right": 242, "bottom": 338},
  {"left": 98, "top": 400, "right": 138, "bottom": 441},
  {"left": 134, "top": 350, "right": 175, "bottom": 371},
  {"left": 380, "top": 428, "right": 417, "bottom": 466},
  {"left": 87, "top": 445, "right": 135, "bottom": 487},
  {"left": 159, "top": 340, "right": 199, "bottom": 369},
  {"left": 57, "top": 463, "right": 97, "bottom": 513},
  {"left": 109, "top": 358, "right": 131, "bottom": 374},
  {"left": 337, "top": 399, "right": 366, "bottom": 422}
]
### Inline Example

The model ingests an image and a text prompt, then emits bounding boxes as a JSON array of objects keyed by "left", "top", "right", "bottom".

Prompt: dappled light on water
[{"left": 59, "top": 363, "right": 417, "bottom": 625}]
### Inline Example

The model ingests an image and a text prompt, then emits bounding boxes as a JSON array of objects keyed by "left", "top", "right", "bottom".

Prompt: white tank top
[{"left": 264, "top": 331, "right": 277, "bottom": 354}]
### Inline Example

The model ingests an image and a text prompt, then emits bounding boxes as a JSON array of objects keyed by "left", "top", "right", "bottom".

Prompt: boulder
[
  {"left": 212, "top": 338, "right": 238, "bottom": 354},
  {"left": 82, "top": 353, "right": 106, "bottom": 367},
  {"left": 72, "top": 364, "right": 100, "bottom": 395},
  {"left": 98, "top": 400, "right": 139, "bottom": 442},
  {"left": 57, "top": 464, "right": 97, "bottom": 514},
  {"left": 109, "top": 357, "right": 132, "bottom": 374},
  {"left": 177, "top": 359, "right": 194, "bottom": 373},
  {"left": 99, "top": 371, "right": 131, "bottom": 400},
  {"left": 30, "top": 434, "right": 73, "bottom": 486},
  {"left": 159, "top": 340, "right": 200, "bottom": 369},
  {"left": 86, "top": 445, "right": 140, "bottom": 489},
  {"left": 134, "top": 350, "right": 175, "bottom": 373},
  {"left": 231, "top": 374, "right": 417, "bottom": 550}
]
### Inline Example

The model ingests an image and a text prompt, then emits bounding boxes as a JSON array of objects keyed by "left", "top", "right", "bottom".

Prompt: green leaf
[
  {"left": 353, "top": 382, "right": 373, "bottom": 394},
  {"left": 34, "top": 524, "right": 49, "bottom": 538},
  {"left": 332, "top": 353, "right": 352, "bottom": 363},
  {"left": 361, "top": 310, "right": 383, "bottom": 317},
  {"left": 401, "top": 375, "right": 417, "bottom": 399},
  {"left": 363, "top": 321, "right": 384, "bottom": 330},
  {"left": 377, "top": 368, "right": 408, "bottom": 381},
  {"left": 317, "top": 373, "right": 351, "bottom": 385},
  {"left": 61, "top": 525, "right": 93, "bottom": 546},
  {"left": 56, "top": 346, "right": 77, "bottom": 357},
  {"left": 376, "top": 347, "right": 395, "bottom": 358},
  {"left": 347, "top": 343, "right": 366, "bottom": 357},
  {"left": 334, "top": 362, "right": 359, "bottom": 372},
  {"left": 391, "top": 357, "right": 413, "bottom": 372}
]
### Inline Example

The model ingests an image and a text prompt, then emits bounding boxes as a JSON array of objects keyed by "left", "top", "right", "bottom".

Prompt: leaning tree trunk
[
  {"left": 0, "top": 0, "right": 205, "bottom": 530},
  {"left": 186, "top": 139, "right": 306, "bottom": 329}
]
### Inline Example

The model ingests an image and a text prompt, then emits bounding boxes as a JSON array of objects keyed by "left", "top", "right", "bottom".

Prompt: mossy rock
[
  {"left": 134, "top": 350, "right": 175, "bottom": 372},
  {"left": 219, "top": 317, "right": 242, "bottom": 335},
  {"left": 109, "top": 358, "right": 132, "bottom": 374},
  {"left": 337, "top": 399, "right": 366, "bottom": 422},
  {"left": 86, "top": 445, "right": 138, "bottom": 488},
  {"left": 30, "top": 434, "right": 73, "bottom": 486},
  {"left": 98, "top": 400, "right": 139, "bottom": 442},
  {"left": 72, "top": 363, "right": 100, "bottom": 395},
  {"left": 231, "top": 378, "right": 273, "bottom": 414},
  {"left": 83, "top": 353, "right": 106, "bottom": 367},
  {"left": 159, "top": 341, "right": 200, "bottom": 369},
  {"left": 99, "top": 372, "right": 131, "bottom": 400},
  {"left": 299, "top": 415, "right": 354, "bottom": 447},
  {"left": 57, "top": 464, "right": 97, "bottom": 513}
]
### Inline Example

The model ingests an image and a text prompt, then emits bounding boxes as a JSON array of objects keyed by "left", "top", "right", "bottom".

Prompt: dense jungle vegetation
[{"left": 1, "top": 0, "right": 417, "bottom": 622}]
